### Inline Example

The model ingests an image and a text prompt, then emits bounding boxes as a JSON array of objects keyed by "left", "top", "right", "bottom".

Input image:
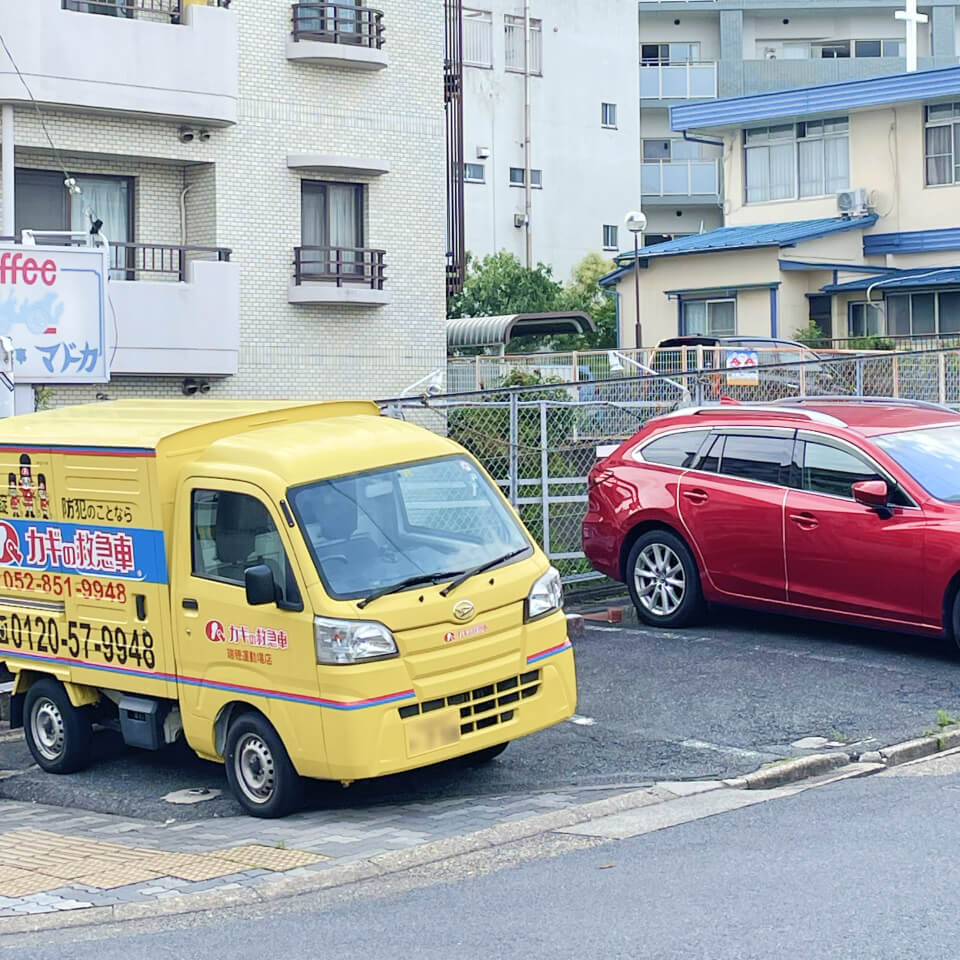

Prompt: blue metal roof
[
  {"left": 863, "top": 228, "right": 960, "bottom": 256},
  {"left": 599, "top": 215, "right": 877, "bottom": 287},
  {"left": 671, "top": 65, "right": 960, "bottom": 133},
  {"left": 822, "top": 267, "right": 960, "bottom": 293}
]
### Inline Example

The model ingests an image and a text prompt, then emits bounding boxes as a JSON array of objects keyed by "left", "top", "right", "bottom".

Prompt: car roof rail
[
  {"left": 655, "top": 405, "right": 847, "bottom": 427},
  {"left": 768, "top": 396, "right": 956, "bottom": 413}
]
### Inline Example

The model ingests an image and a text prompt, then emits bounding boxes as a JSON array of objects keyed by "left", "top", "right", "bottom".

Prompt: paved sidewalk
[{"left": 0, "top": 783, "right": 633, "bottom": 918}]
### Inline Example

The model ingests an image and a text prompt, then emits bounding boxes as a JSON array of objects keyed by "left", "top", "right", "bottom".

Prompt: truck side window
[{"left": 192, "top": 490, "right": 302, "bottom": 608}]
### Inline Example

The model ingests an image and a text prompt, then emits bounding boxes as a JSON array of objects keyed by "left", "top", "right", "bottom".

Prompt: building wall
[
  {"left": 463, "top": 0, "right": 639, "bottom": 281},
  {"left": 0, "top": 0, "right": 447, "bottom": 407}
]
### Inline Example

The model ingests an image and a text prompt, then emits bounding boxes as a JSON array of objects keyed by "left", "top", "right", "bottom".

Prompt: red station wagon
[{"left": 583, "top": 398, "right": 960, "bottom": 645}]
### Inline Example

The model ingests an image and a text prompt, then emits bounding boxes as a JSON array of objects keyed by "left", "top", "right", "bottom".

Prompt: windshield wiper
[
  {"left": 439, "top": 547, "right": 528, "bottom": 597},
  {"left": 357, "top": 571, "right": 463, "bottom": 609}
]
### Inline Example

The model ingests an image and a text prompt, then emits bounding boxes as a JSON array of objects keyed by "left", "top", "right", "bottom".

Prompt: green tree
[
  {"left": 553, "top": 252, "right": 617, "bottom": 350},
  {"left": 447, "top": 251, "right": 562, "bottom": 320}
]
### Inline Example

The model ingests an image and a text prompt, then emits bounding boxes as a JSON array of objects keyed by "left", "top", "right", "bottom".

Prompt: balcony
[
  {"left": 2, "top": 0, "right": 237, "bottom": 125},
  {"left": 641, "top": 160, "right": 721, "bottom": 205},
  {"left": 640, "top": 61, "right": 717, "bottom": 101},
  {"left": 105, "top": 243, "right": 239, "bottom": 376},
  {"left": 288, "top": 247, "right": 389, "bottom": 305},
  {"left": 735, "top": 57, "right": 909, "bottom": 94},
  {"left": 287, "top": 3, "right": 387, "bottom": 70}
]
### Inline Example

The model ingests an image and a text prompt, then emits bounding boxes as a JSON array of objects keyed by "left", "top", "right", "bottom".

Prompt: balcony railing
[
  {"left": 641, "top": 159, "right": 720, "bottom": 198},
  {"left": 293, "top": 246, "right": 386, "bottom": 289},
  {"left": 291, "top": 3, "right": 384, "bottom": 48},
  {"left": 62, "top": 0, "right": 229, "bottom": 23},
  {"left": 640, "top": 61, "right": 717, "bottom": 100}
]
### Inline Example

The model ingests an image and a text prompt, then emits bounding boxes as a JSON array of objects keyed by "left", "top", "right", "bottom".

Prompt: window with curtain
[
  {"left": 301, "top": 181, "right": 364, "bottom": 278},
  {"left": 883, "top": 291, "right": 960, "bottom": 335},
  {"left": 745, "top": 119, "right": 849, "bottom": 203},
  {"left": 681, "top": 298, "right": 736, "bottom": 337},
  {"left": 925, "top": 102, "right": 960, "bottom": 186}
]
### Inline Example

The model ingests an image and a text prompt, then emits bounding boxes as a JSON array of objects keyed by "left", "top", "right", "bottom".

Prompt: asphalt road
[
  {"left": 3, "top": 603, "right": 960, "bottom": 820},
  {"left": 9, "top": 752, "right": 960, "bottom": 958}
]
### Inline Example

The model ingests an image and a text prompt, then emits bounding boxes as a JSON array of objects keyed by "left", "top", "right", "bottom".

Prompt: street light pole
[{"left": 625, "top": 210, "right": 647, "bottom": 349}]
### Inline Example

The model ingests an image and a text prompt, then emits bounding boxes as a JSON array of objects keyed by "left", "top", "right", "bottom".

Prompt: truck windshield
[
  {"left": 288, "top": 456, "right": 531, "bottom": 600},
  {"left": 874, "top": 424, "right": 960, "bottom": 502}
]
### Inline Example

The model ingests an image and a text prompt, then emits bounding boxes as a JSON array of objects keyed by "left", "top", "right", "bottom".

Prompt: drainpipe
[
  {"left": 523, "top": 2, "right": 532, "bottom": 268},
  {"left": 2, "top": 105, "right": 14, "bottom": 238},
  {"left": 179, "top": 184, "right": 192, "bottom": 246}
]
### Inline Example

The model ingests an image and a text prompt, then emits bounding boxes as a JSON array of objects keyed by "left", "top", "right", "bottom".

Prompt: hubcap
[
  {"left": 234, "top": 733, "right": 276, "bottom": 805},
  {"left": 634, "top": 543, "right": 686, "bottom": 617},
  {"left": 31, "top": 697, "right": 65, "bottom": 761}
]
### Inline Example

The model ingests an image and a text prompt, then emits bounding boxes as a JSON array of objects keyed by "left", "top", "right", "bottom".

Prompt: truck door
[{"left": 171, "top": 479, "right": 317, "bottom": 757}]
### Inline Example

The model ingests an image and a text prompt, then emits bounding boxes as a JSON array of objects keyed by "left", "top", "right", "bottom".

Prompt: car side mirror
[
  {"left": 852, "top": 480, "right": 892, "bottom": 517},
  {"left": 244, "top": 564, "right": 276, "bottom": 606}
]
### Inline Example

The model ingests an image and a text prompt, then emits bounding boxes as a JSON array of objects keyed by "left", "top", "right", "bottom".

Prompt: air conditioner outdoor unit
[
  {"left": 837, "top": 187, "right": 870, "bottom": 217},
  {"left": 514, "top": 213, "right": 526, "bottom": 228}
]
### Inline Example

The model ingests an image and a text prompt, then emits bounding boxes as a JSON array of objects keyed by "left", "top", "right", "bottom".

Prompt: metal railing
[
  {"left": 293, "top": 246, "right": 386, "bottom": 289},
  {"left": 62, "top": 0, "right": 229, "bottom": 22},
  {"left": 396, "top": 347, "right": 960, "bottom": 583},
  {"left": 641, "top": 159, "right": 720, "bottom": 198},
  {"left": 291, "top": 3, "right": 385, "bottom": 48},
  {"left": 639, "top": 60, "right": 717, "bottom": 99}
]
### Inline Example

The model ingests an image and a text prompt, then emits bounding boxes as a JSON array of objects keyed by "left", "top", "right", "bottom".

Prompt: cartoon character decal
[
  {"left": 7, "top": 472, "right": 18, "bottom": 518},
  {"left": 37, "top": 473, "right": 49, "bottom": 520},
  {"left": 18, "top": 454, "right": 34, "bottom": 520}
]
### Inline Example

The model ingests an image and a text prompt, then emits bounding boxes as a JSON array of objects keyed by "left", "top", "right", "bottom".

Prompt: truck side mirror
[{"left": 244, "top": 564, "right": 276, "bottom": 606}]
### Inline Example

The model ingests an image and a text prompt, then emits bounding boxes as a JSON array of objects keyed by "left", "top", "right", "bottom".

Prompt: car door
[
  {"left": 783, "top": 434, "right": 926, "bottom": 624},
  {"left": 677, "top": 429, "right": 794, "bottom": 602}
]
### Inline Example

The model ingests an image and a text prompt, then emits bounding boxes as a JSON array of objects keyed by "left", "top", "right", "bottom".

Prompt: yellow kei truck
[{"left": 0, "top": 400, "right": 577, "bottom": 816}]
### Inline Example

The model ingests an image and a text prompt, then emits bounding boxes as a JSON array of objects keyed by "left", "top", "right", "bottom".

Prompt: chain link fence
[{"left": 385, "top": 347, "right": 960, "bottom": 585}]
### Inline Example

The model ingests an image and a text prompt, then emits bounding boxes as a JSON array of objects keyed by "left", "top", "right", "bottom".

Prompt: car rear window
[
  {"left": 638, "top": 430, "right": 709, "bottom": 468},
  {"left": 719, "top": 435, "right": 792, "bottom": 485}
]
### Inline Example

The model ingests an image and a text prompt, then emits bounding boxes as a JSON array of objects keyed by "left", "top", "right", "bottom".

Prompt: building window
[
  {"left": 602, "top": 225, "right": 618, "bottom": 250},
  {"left": 505, "top": 16, "right": 542, "bottom": 75},
  {"left": 884, "top": 291, "right": 960, "bottom": 335},
  {"left": 745, "top": 118, "right": 849, "bottom": 203},
  {"left": 301, "top": 180, "right": 364, "bottom": 277},
  {"left": 681, "top": 298, "right": 736, "bottom": 337},
  {"left": 641, "top": 42, "right": 700, "bottom": 64},
  {"left": 601, "top": 103, "right": 617, "bottom": 128},
  {"left": 848, "top": 301, "right": 885, "bottom": 338},
  {"left": 509, "top": 167, "right": 542, "bottom": 188},
  {"left": 925, "top": 102, "right": 960, "bottom": 186},
  {"left": 463, "top": 9, "right": 493, "bottom": 68},
  {"left": 758, "top": 39, "right": 904, "bottom": 60},
  {"left": 464, "top": 163, "right": 485, "bottom": 183}
]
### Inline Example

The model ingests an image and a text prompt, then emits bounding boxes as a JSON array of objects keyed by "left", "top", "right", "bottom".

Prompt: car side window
[
  {"left": 192, "top": 490, "right": 303, "bottom": 608},
  {"left": 718, "top": 434, "right": 792, "bottom": 486},
  {"left": 801, "top": 442, "right": 910, "bottom": 506},
  {"left": 638, "top": 430, "right": 710, "bottom": 468},
  {"left": 697, "top": 435, "right": 723, "bottom": 474}
]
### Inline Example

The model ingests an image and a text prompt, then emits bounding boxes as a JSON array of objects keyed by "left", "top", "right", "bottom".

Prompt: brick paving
[{"left": 0, "top": 784, "right": 634, "bottom": 917}]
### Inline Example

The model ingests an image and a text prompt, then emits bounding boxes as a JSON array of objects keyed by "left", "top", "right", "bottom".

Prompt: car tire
[
  {"left": 950, "top": 591, "right": 960, "bottom": 656},
  {"left": 23, "top": 677, "right": 93, "bottom": 774},
  {"left": 225, "top": 713, "right": 304, "bottom": 819},
  {"left": 626, "top": 529, "right": 705, "bottom": 629}
]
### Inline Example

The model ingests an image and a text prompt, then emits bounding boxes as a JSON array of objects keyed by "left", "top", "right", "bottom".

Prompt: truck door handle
[
  {"left": 682, "top": 489, "right": 709, "bottom": 505},
  {"left": 182, "top": 598, "right": 198, "bottom": 610},
  {"left": 789, "top": 512, "right": 819, "bottom": 530}
]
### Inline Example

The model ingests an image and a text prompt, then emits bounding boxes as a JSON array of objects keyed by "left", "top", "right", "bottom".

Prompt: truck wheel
[
  {"left": 225, "top": 713, "right": 304, "bottom": 818},
  {"left": 463, "top": 742, "right": 509, "bottom": 766},
  {"left": 23, "top": 677, "right": 93, "bottom": 774}
]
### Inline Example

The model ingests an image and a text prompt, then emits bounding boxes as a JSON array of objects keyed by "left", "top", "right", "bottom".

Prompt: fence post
[
  {"left": 939, "top": 352, "right": 947, "bottom": 404},
  {"left": 539, "top": 401, "right": 550, "bottom": 561},
  {"left": 571, "top": 350, "right": 579, "bottom": 384},
  {"left": 508, "top": 390, "right": 519, "bottom": 508},
  {"left": 891, "top": 355, "right": 899, "bottom": 398},
  {"left": 855, "top": 358, "right": 864, "bottom": 396}
]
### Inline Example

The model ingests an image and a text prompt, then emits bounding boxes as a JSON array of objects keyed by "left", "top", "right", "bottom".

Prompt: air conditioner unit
[
  {"left": 514, "top": 213, "right": 526, "bottom": 228},
  {"left": 837, "top": 187, "right": 870, "bottom": 217}
]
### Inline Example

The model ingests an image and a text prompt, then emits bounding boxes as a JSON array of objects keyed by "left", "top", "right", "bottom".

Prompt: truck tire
[
  {"left": 23, "top": 677, "right": 93, "bottom": 774},
  {"left": 225, "top": 713, "right": 304, "bottom": 818},
  {"left": 463, "top": 742, "right": 509, "bottom": 766}
]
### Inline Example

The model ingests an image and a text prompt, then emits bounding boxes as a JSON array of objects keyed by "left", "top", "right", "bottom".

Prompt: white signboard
[
  {"left": 725, "top": 348, "right": 760, "bottom": 387},
  {"left": 0, "top": 244, "right": 109, "bottom": 383}
]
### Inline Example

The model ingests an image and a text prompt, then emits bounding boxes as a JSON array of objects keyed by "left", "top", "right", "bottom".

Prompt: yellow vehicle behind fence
[{"left": 0, "top": 400, "right": 577, "bottom": 816}]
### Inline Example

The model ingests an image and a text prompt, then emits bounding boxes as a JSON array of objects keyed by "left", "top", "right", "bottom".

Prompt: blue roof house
[{"left": 603, "top": 65, "right": 960, "bottom": 348}]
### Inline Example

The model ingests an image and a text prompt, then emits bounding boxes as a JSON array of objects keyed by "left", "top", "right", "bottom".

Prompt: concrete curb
[{"left": 735, "top": 752, "right": 851, "bottom": 790}]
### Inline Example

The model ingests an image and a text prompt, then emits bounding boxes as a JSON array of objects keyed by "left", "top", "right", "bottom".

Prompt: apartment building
[
  {"left": 460, "top": 1, "right": 640, "bottom": 282},
  {"left": 603, "top": 63, "right": 960, "bottom": 347},
  {"left": 0, "top": 0, "right": 454, "bottom": 410}
]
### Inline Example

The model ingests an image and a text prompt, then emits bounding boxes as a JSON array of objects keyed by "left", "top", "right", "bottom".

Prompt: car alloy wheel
[{"left": 634, "top": 542, "right": 686, "bottom": 617}]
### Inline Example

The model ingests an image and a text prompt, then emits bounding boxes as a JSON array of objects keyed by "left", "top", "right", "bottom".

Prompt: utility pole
[{"left": 523, "top": 2, "right": 532, "bottom": 268}]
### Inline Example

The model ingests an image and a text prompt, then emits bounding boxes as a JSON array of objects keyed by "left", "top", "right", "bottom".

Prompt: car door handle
[
  {"left": 182, "top": 598, "right": 198, "bottom": 610},
  {"left": 789, "top": 512, "right": 819, "bottom": 530},
  {"left": 682, "top": 489, "right": 709, "bottom": 505}
]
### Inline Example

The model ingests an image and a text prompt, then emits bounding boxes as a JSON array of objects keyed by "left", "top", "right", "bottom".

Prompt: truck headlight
[
  {"left": 314, "top": 616, "right": 398, "bottom": 665},
  {"left": 525, "top": 567, "right": 563, "bottom": 622}
]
